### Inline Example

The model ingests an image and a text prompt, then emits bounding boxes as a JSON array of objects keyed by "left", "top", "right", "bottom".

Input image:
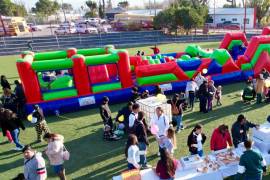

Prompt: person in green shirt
[{"left": 237, "top": 140, "right": 267, "bottom": 180}]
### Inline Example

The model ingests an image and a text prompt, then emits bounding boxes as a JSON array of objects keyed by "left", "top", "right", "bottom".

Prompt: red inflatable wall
[
  {"left": 106, "top": 64, "right": 118, "bottom": 78},
  {"left": 254, "top": 51, "right": 270, "bottom": 77},
  {"left": 219, "top": 32, "right": 248, "bottom": 49},
  {"left": 72, "top": 55, "right": 92, "bottom": 95},
  {"left": 117, "top": 51, "right": 133, "bottom": 88},
  {"left": 88, "top": 65, "right": 110, "bottom": 84},
  {"left": 16, "top": 55, "right": 42, "bottom": 103}
]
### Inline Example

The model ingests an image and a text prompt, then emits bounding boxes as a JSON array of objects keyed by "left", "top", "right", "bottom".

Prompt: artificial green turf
[{"left": 0, "top": 42, "right": 269, "bottom": 180}]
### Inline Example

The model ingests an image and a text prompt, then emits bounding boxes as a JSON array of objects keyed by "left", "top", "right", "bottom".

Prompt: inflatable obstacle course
[{"left": 16, "top": 31, "right": 270, "bottom": 114}]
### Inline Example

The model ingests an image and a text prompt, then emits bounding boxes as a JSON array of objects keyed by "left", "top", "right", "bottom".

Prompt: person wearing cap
[
  {"left": 237, "top": 140, "right": 267, "bottom": 180},
  {"left": 99, "top": 96, "right": 113, "bottom": 129},
  {"left": 32, "top": 105, "right": 50, "bottom": 143},
  {"left": 231, "top": 114, "right": 259, "bottom": 148},
  {"left": 23, "top": 145, "right": 47, "bottom": 180}
]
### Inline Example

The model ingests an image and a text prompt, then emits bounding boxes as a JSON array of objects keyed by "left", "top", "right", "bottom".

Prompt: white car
[
  {"left": 54, "top": 26, "right": 76, "bottom": 35},
  {"left": 76, "top": 24, "right": 98, "bottom": 34}
]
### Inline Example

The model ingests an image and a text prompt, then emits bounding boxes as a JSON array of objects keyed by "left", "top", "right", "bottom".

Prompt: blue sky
[{"left": 20, "top": 0, "right": 241, "bottom": 10}]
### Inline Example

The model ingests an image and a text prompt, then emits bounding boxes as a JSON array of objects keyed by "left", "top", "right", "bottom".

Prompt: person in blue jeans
[
  {"left": 135, "top": 111, "right": 151, "bottom": 169},
  {"left": 0, "top": 108, "right": 25, "bottom": 151},
  {"left": 187, "top": 124, "right": 206, "bottom": 157}
]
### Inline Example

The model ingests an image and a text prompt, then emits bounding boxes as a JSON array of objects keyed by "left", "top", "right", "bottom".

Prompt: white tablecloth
[{"left": 112, "top": 168, "right": 223, "bottom": 180}]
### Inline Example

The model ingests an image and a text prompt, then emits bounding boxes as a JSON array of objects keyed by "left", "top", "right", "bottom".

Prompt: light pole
[
  {"left": 213, "top": 0, "right": 216, "bottom": 33},
  {"left": 61, "top": 0, "right": 67, "bottom": 22},
  {"left": 243, "top": 0, "right": 247, "bottom": 34},
  {"left": 154, "top": 0, "right": 157, "bottom": 16}
]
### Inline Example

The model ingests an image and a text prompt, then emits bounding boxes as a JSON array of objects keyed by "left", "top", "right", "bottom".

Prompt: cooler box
[{"left": 137, "top": 96, "right": 172, "bottom": 124}]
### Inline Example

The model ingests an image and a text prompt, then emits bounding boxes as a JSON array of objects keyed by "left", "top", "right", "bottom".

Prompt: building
[
  {"left": 208, "top": 8, "right": 256, "bottom": 29},
  {"left": 105, "top": 7, "right": 126, "bottom": 21}
]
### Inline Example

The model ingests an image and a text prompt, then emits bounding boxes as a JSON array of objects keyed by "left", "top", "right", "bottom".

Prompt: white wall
[{"left": 210, "top": 14, "right": 254, "bottom": 29}]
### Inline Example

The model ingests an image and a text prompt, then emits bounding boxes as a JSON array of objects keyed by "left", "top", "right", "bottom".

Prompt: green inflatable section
[
  {"left": 37, "top": 72, "right": 49, "bottom": 89},
  {"left": 198, "top": 49, "right": 212, "bottom": 58},
  {"left": 241, "top": 63, "right": 253, "bottom": 71},
  {"left": 185, "top": 44, "right": 213, "bottom": 58},
  {"left": 154, "top": 59, "right": 161, "bottom": 64},
  {"left": 137, "top": 74, "right": 178, "bottom": 86},
  {"left": 34, "top": 51, "right": 67, "bottom": 61},
  {"left": 43, "top": 89, "right": 78, "bottom": 101},
  {"left": 185, "top": 70, "right": 196, "bottom": 79},
  {"left": 50, "top": 76, "right": 73, "bottom": 89},
  {"left": 185, "top": 44, "right": 200, "bottom": 57},
  {"left": 181, "top": 54, "right": 191, "bottom": 60},
  {"left": 85, "top": 54, "right": 119, "bottom": 65},
  {"left": 77, "top": 48, "right": 106, "bottom": 56},
  {"left": 210, "top": 49, "right": 231, "bottom": 65},
  {"left": 92, "top": 82, "right": 122, "bottom": 93},
  {"left": 228, "top": 40, "right": 243, "bottom": 50},
  {"left": 250, "top": 44, "right": 270, "bottom": 66},
  {"left": 32, "top": 59, "right": 73, "bottom": 71},
  {"left": 149, "top": 59, "right": 155, "bottom": 64}
]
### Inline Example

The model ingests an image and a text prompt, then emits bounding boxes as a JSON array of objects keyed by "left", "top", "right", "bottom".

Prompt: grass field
[{"left": 0, "top": 42, "right": 270, "bottom": 180}]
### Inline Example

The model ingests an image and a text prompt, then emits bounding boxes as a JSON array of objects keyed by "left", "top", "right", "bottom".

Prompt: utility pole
[
  {"left": 61, "top": 0, "right": 67, "bottom": 22},
  {"left": 243, "top": 0, "right": 247, "bottom": 34},
  {"left": 154, "top": 0, "right": 156, "bottom": 16},
  {"left": 0, "top": 14, "right": 7, "bottom": 36},
  {"left": 213, "top": 0, "right": 216, "bottom": 33}
]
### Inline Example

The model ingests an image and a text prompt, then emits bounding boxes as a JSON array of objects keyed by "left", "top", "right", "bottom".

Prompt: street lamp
[{"left": 243, "top": 0, "right": 247, "bottom": 34}]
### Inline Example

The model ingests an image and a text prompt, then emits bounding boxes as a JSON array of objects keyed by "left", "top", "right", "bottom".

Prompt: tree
[
  {"left": 153, "top": 8, "right": 177, "bottom": 33},
  {"left": 175, "top": 7, "right": 203, "bottom": 34},
  {"left": 12, "top": 3, "right": 27, "bottom": 17},
  {"left": 98, "top": 1, "right": 104, "bottom": 18},
  {"left": 226, "top": 0, "right": 236, "bottom": 7},
  {"left": 107, "top": 0, "right": 112, "bottom": 9},
  {"left": 0, "top": 0, "right": 27, "bottom": 17},
  {"left": 62, "top": 3, "right": 73, "bottom": 13},
  {"left": 118, "top": 1, "right": 129, "bottom": 9},
  {"left": 247, "top": 0, "right": 270, "bottom": 25},
  {"left": 32, "top": 0, "right": 60, "bottom": 20},
  {"left": 85, "top": 0, "right": 97, "bottom": 17}
]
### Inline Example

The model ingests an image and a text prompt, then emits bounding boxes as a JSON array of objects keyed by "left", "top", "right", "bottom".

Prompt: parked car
[
  {"left": 76, "top": 23, "right": 98, "bottom": 34},
  {"left": 27, "top": 23, "right": 42, "bottom": 32},
  {"left": 55, "top": 26, "right": 76, "bottom": 35},
  {"left": 217, "top": 21, "right": 240, "bottom": 28}
]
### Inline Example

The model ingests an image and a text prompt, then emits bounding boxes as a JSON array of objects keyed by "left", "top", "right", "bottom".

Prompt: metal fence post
[{"left": 55, "top": 34, "right": 60, "bottom": 49}]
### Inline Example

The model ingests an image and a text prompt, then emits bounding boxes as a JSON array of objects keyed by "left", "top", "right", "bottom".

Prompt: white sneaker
[{"left": 13, "top": 147, "right": 23, "bottom": 151}]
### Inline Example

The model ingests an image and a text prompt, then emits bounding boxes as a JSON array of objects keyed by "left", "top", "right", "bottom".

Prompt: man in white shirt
[
  {"left": 128, "top": 103, "right": 140, "bottom": 133},
  {"left": 185, "top": 78, "right": 198, "bottom": 111}
]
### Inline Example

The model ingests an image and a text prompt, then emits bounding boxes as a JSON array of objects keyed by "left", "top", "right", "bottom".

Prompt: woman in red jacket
[{"left": 210, "top": 124, "right": 233, "bottom": 151}]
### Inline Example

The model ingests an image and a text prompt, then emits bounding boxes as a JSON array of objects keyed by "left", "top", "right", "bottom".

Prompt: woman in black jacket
[
  {"left": 187, "top": 124, "right": 206, "bottom": 157},
  {"left": 198, "top": 81, "right": 209, "bottom": 113},
  {"left": 0, "top": 108, "right": 25, "bottom": 151},
  {"left": 1, "top": 75, "right": 11, "bottom": 89}
]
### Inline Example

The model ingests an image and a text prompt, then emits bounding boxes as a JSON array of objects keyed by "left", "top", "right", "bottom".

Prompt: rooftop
[{"left": 208, "top": 8, "right": 254, "bottom": 15}]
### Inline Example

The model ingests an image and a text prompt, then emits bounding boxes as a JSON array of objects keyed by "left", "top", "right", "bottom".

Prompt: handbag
[{"left": 62, "top": 145, "right": 70, "bottom": 161}]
